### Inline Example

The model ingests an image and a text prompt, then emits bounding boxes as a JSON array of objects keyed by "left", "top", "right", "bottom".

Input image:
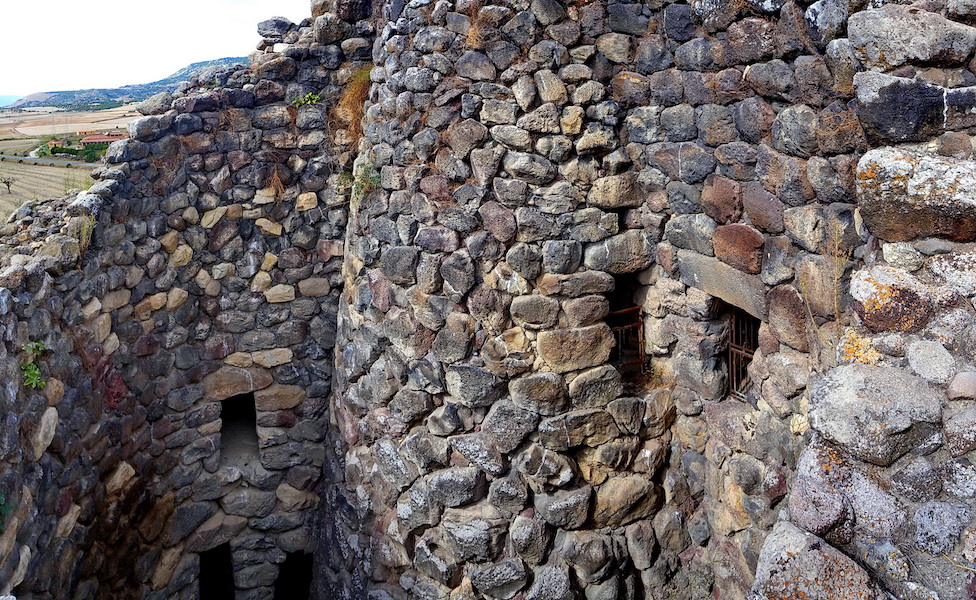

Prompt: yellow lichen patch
[{"left": 837, "top": 329, "right": 883, "bottom": 366}]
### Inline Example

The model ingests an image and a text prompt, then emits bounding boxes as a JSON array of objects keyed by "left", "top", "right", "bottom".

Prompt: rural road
[{"left": 0, "top": 154, "right": 97, "bottom": 168}]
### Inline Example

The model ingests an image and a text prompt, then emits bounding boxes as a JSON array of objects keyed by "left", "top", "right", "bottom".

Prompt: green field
[{"left": 0, "top": 159, "right": 93, "bottom": 220}]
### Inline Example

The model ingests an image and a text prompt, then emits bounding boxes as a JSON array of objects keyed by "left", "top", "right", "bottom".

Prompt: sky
[{"left": 2, "top": 0, "right": 312, "bottom": 96}]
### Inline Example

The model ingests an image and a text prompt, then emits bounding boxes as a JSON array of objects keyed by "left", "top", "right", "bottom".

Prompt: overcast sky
[{"left": 3, "top": 0, "right": 312, "bottom": 96}]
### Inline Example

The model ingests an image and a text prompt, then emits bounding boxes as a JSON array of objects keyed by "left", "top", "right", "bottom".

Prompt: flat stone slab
[{"left": 677, "top": 250, "right": 766, "bottom": 318}]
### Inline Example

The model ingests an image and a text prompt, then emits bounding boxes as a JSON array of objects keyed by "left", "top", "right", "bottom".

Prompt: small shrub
[
  {"left": 464, "top": 5, "right": 487, "bottom": 49},
  {"left": 352, "top": 163, "right": 380, "bottom": 200},
  {"left": 20, "top": 340, "right": 46, "bottom": 389},
  {"left": 291, "top": 92, "right": 321, "bottom": 107},
  {"left": 266, "top": 165, "right": 287, "bottom": 201}
]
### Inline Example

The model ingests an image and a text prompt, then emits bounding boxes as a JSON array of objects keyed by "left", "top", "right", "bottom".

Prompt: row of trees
[{"left": 49, "top": 143, "right": 108, "bottom": 163}]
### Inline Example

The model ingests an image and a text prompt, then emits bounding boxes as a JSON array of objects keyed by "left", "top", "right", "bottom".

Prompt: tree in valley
[{"left": 0, "top": 174, "right": 14, "bottom": 194}]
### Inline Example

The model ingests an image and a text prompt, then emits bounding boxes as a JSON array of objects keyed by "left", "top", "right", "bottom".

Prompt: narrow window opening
[
  {"left": 607, "top": 274, "right": 646, "bottom": 377},
  {"left": 273, "top": 551, "right": 313, "bottom": 600},
  {"left": 199, "top": 543, "right": 235, "bottom": 600},
  {"left": 220, "top": 393, "right": 259, "bottom": 467},
  {"left": 726, "top": 305, "right": 760, "bottom": 400}
]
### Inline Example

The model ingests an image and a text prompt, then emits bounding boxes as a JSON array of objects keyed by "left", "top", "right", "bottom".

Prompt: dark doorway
[
  {"left": 726, "top": 305, "right": 760, "bottom": 400},
  {"left": 199, "top": 543, "right": 234, "bottom": 600},
  {"left": 606, "top": 274, "right": 645, "bottom": 375},
  {"left": 221, "top": 393, "right": 259, "bottom": 467},
  {"left": 274, "top": 551, "right": 313, "bottom": 600}
]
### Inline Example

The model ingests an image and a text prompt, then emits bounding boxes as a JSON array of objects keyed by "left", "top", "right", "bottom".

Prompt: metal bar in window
[{"left": 609, "top": 306, "right": 645, "bottom": 373}]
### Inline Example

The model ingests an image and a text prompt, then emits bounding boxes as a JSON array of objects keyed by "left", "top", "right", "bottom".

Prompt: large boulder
[
  {"left": 854, "top": 72, "right": 976, "bottom": 143},
  {"left": 582, "top": 230, "right": 656, "bottom": 273},
  {"left": 849, "top": 266, "right": 958, "bottom": 333},
  {"left": 751, "top": 522, "right": 885, "bottom": 599},
  {"left": 856, "top": 147, "right": 976, "bottom": 242},
  {"left": 854, "top": 73, "right": 944, "bottom": 143},
  {"left": 808, "top": 365, "right": 943, "bottom": 466},
  {"left": 848, "top": 4, "right": 976, "bottom": 70},
  {"left": 536, "top": 324, "right": 614, "bottom": 373}
]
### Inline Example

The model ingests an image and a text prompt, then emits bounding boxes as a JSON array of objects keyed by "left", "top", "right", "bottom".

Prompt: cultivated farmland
[{"left": 0, "top": 159, "right": 92, "bottom": 219}]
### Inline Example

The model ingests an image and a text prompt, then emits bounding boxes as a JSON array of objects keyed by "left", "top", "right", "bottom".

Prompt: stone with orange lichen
[
  {"left": 751, "top": 521, "right": 885, "bottom": 600},
  {"left": 789, "top": 441, "right": 855, "bottom": 544},
  {"left": 849, "top": 266, "right": 958, "bottom": 333},
  {"left": 856, "top": 147, "right": 976, "bottom": 242},
  {"left": 837, "top": 329, "right": 883, "bottom": 366}
]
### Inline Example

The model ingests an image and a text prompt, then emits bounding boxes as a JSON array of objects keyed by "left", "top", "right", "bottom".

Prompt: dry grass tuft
[
  {"left": 465, "top": 5, "right": 487, "bottom": 49},
  {"left": 266, "top": 165, "right": 287, "bottom": 201},
  {"left": 332, "top": 66, "right": 373, "bottom": 142}
]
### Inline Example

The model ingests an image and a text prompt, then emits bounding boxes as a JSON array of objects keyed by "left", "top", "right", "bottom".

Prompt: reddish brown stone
[
  {"left": 254, "top": 384, "right": 306, "bottom": 411},
  {"left": 478, "top": 201, "right": 517, "bottom": 242},
  {"left": 202, "top": 366, "right": 273, "bottom": 401},
  {"left": 741, "top": 181, "right": 784, "bottom": 233},
  {"left": 657, "top": 243, "right": 678, "bottom": 275},
  {"left": 701, "top": 174, "right": 742, "bottom": 224},
  {"left": 758, "top": 322, "right": 781, "bottom": 356},
  {"left": 611, "top": 71, "right": 651, "bottom": 108},
  {"left": 766, "top": 285, "right": 810, "bottom": 352},
  {"left": 713, "top": 224, "right": 764, "bottom": 274},
  {"left": 317, "top": 239, "right": 344, "bottom": 262}
]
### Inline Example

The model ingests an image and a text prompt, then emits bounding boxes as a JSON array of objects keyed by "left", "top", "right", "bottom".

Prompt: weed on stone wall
[{"left": 20, "top": 340, "right": 46, "bottom": 389}]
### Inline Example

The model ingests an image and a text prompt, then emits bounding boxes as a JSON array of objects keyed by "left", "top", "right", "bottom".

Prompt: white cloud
[{"left": 2, "top": 0, "right": 311, "bottom": 95}]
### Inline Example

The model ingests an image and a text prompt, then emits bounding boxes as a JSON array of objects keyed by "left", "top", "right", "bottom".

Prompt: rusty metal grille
[
  {"left": 608, "top": 305, "right": 645, "bottom": 373},
  {"left": 728, "top": 308, "right": 759, "bottom": 400}
]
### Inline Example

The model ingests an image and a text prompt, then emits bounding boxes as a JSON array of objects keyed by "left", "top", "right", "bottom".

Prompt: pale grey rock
[
  {"left": 914, "top": 501, "right": 973, "bottom": 554},
  {"left": 907, "top": 340, "right": 954, "bottom": 385},
  {"left": 582, "top": 230, "right": 655, "bottom": 273},
  {"left": 809, "top": 365, "right": 943, "bottom": 466},
  {"left": 751, "top": 522, "right": 885, "bottom": 600},
  {"left": 848, "top": 4, "right": 976, "bottom": 70}
]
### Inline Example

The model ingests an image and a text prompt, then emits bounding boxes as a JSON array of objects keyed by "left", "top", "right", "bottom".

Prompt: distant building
[
  {"left": 80, "top": 134, "right": 120, "bottom": 146},
  {"left": 76, "top": 129, "right": 97, "bottom": 136},
  {"left": 46, "top": 140, "right": 63, "bottom": 149}
]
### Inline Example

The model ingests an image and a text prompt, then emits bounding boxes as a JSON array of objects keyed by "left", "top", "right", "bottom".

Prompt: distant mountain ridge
[{"left": 9, "top": 57, "right": 249, "bottom": 110}]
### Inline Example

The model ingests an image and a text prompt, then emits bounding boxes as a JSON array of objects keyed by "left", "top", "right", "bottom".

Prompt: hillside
[{"left": 9, "top": 57, "right": 248, "bottom": 110}]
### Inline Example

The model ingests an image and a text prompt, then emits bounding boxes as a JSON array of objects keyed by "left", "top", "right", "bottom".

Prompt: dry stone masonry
[{"left": 4, "top": 0, "right": 976, "bottom": 599}]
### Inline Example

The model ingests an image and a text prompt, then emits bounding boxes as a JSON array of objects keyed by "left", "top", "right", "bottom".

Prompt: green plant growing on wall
[
  {"left": 291, "top": 92, "right": 321, "bottom": 107},
  {"left": 20, "top": 340, "right": 46, "bottom": 389},
  {"left": 353, "top": 163, "right": 380, "bottom": 197},
  {"left": 335, "top": 163, "right": 380, "bottom": 206}
]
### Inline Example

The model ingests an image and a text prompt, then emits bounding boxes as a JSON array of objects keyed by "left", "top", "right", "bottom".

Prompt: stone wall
[
  {"left": 330, "top": 0, "right": 976, "bottom": 599},
  {"left": 5, "top": 0, "right": 976, "bottom": 599},
  {"left": 0, "top": 6, "right": 372, "bottom": 598}
]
